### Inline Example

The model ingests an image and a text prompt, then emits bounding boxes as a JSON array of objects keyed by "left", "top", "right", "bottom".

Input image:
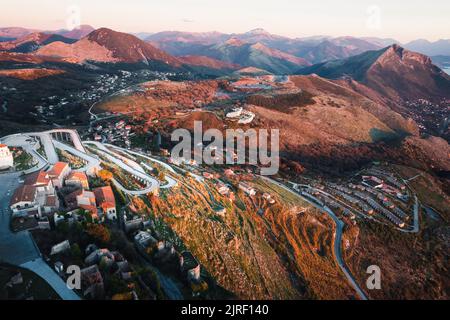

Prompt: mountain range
[
  {"left": 146, "top": 29, "right": 386, "bottom": 65},
  {"left": 404, "top": 39, "right": 450, "bottom": 56},
  {"left": 0, "top": 32, "right": 76, "bottom": 53},
  {"left": 297, "top": 44, "right": 450, "bottom": 102},
  {"left": 0, "top": 25, "right": 94, "bottom": 40},
  {"left": 1, "top": 26, "right": 449, "bottom": 74},
  {"left": 0, "top": 26, "right": 449, "bottom": 102}
]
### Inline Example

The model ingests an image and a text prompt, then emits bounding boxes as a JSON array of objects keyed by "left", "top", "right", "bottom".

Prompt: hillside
[
  {"left": 0, "top": 32, "right": 76, "bottom": 53},
  {"left": 0, "top": 68, "right": 65, "bottom": 80},
  {"left": 178, "top": 55, "right": 240, "bottom": 71},
  {"left": 36, "top": 28, "right": 182, "bottom": 67},
  {"left": 298, "top": 45, "right": 450, "bottom": 102},
  {"left": 200, "top": 39, "right": 310, "bottom": 74}
]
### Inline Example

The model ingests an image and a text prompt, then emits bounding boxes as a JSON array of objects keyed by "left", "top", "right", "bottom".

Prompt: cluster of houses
[
  {"left": 9, "top": 162, "right": 117, "bottom": 225},
  {"left": 361, "top": 175, "right": 406, "bottom": 197},
  {"left": 134, "top": 230, "right": 202, "bottom": 287},
  {"left": 321, "top": 178, "right": 409, "bottom": 228},
  {"left": 51, "top": 241, "right": 134, "bottom": 299},
  {"left": 91, "top": 120, "right": 134, "bottom": 148}
]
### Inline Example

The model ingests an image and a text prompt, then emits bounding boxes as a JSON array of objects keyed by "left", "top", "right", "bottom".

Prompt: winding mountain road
[{"left": 261, "top": 176, "right": 369, "bottom": 300}]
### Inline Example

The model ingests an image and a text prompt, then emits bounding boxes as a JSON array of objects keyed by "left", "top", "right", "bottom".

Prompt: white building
[
  {"left": 238, "top": 182, "right": 256, "bottom": 196},
  {"left": 226, "top": 107, "right": 243, "bottom": 118},
  {"left": 0, "top": 144, "right": 13, "bottom": 170},
  {"left": 47, "top": 162, "right": 71, "bottom": 189},
  {"left": 10, "top": 185, "right": 39, "bottom": 213},
  {"left": 238, "top": 111, "right": 255, "bottom": 124}
]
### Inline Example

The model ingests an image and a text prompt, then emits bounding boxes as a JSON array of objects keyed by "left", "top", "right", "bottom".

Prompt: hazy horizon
[{"left": 1, "top": 0, "right": 449, "bottom": 43}]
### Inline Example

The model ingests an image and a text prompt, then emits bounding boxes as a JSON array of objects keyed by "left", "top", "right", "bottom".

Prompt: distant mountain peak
[
  {"left": 37, "top": 27, "right": 182, "bottom": 66},
  {"left": 70, "top": 24, "right": 94, "bottom": 31},
  {"left": 57, "top": 24, "right": 95, "bottom": 40},
  {"left": 87, "top": 27, "right": 115, "bottom": 40},
  {"left": 378, "top": 44, "right": 432, "bottom": 65},
  {"left": 246, "top": 28, "right": 270, "bottom": 35},
  {"left": 298, "top": 44, "right": 450, "bottom": 102}
]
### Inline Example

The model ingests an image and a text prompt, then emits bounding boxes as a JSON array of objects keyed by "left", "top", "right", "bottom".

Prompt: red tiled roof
[
  {"left": 79, "top": 204, "right": 98, "bottom": 216},
  {"left": 93, "top": 186, "right": 115, "bottom": 209},
  {"left": 47, "top": 162, "right": 69, "bottom": 178},
  {"left": 25, "top": 171, "right": 51, "bottom": 186},
  {"left": 67, "top": 171, "right": 88, "bottom": 182},
  {"left": 10, "top": 185, "right": 37, "bottom": 205}
]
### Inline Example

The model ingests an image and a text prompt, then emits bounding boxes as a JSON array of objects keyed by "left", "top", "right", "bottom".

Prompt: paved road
[
  {"left": 84, "top": 141, "right": 160, "bottom": 195},
  {"left": 52, "top": 140, "right": 101, "bottom": 176},
  {"left": 261, "top": 176, "right": 369, "bottom": 300},
  {"left": 412, "top": 196, "right": 419, "bottom": 233},
  {"left": 322, "top": 205, "right": 369, "bottom": 300},
  {"left": 29, "top": 132, "right": 59, "bottom": 164},
  {"left": 46, "top": 129, "right": 86, "bottom": 153},
  {"left": 21, "top": 259, "right": 80, "bottom": 300},
  {"left": 108, "top": 146, "right": 179, "bottom": 189},
  {"left": 0, "top": 172, "right": 80, "bottom": 300},
  {"left": 0, "top": 172, "right": 41, "bottom": 265},
  {"left": 0, "top": 134, "right": 49, "bottom": 174},
  {"left": 88, "top": 83, "right": 140, "bottom": 122}
]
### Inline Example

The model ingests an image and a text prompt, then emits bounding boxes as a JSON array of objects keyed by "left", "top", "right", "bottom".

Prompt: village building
[
  {"left": 9, "top": 185, "right": 39, "bottom": 215},
  {"left": 93, "top": 186, "right": 117, "bottom": 220},
  {"left": 238, "top": 182, "right": 256, "bottom": 196},
  {"left": 50, "top": 240, "right": 71, "bottom": 255},
  {"left": 215, "top": 183, "right": 230, "bottom": 195},
  {"left": 43, "top": 194, "right": 60, "bottom": 214},
  {"left": 85, "top": 248, "right": 115, "bottom": 267},
  {"left": 134, "top": 231, "right": 157, "bottom": 248},
  {"left": 25, "top": 171, "right": 55, "bottom": 196},
  {"left": 76, "top": 190, "right": 98, "bottom": 219},
  {"left": 10, "top": 169, "right": 60, "bottom": 218},
  {"left": 47, "top": 162, "right": 71, "bottom": 189},
  {"left": 202, "top": 172, "right": 214, "bottom": 179},
  {"left": 81, "top": 265, "right": 104, "bottom": 299},
  {"left": 0, "top": 144, "right": 14, "bottom": 170},
  {"left": 180, "top": 251, "right": 201, "bottom": 283},
  {"left": 262, "top": 193, "right": 276, "bottom": 204},
  {"left": 224, "top": 169, "right": 235, "bottom": 177},
  {"left": 65, "top": 171, "right": 89, "bottom": 189}
]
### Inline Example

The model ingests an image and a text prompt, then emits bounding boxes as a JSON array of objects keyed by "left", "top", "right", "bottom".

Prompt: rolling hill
[
  {"left": 0, "top": 32, "right": 76, "bottom": 53},
  {"left": 36, "top": 28, "right": 183, "bottom": 67}
]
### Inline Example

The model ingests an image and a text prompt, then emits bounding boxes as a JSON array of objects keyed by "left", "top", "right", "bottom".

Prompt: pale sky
[{"left": 1, "top": 0, "right": 449, "bottom": 42}]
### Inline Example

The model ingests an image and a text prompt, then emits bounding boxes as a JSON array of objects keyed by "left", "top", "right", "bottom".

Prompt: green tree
[{"left": 71, "top": 243, "right": 82, "bottom": 259}]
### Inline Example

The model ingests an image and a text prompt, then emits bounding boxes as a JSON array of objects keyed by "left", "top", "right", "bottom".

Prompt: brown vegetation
[{"left": 0, "top": 68, "right": 65, "bottom": 80}]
